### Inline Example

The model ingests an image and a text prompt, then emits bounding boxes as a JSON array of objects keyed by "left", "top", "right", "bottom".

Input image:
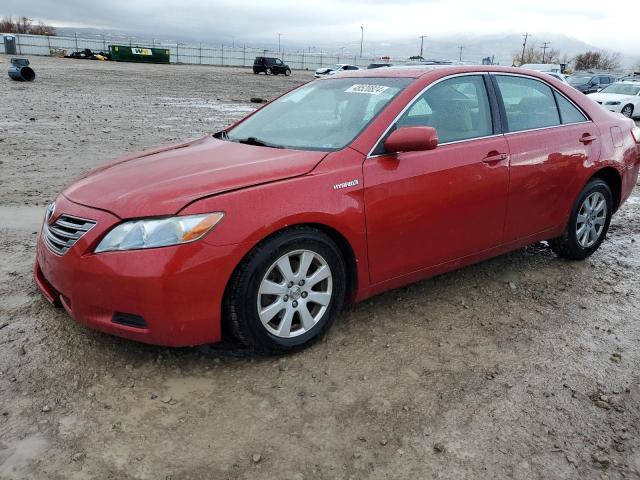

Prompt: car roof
[{"left": 326, "top": 65, "right": 566, "bottom": 79}]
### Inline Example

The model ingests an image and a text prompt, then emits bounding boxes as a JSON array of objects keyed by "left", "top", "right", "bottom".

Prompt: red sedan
[{"left": 35, "top": 66, "right": 640, "bottom": 354}]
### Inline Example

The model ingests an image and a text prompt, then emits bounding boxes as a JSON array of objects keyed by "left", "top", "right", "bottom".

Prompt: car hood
[
  {"left": 63, "top": 136, "right": 327, "bottom": 218},
  {"left": 588, "top": 92, "right": 636, "bottom": 103}
]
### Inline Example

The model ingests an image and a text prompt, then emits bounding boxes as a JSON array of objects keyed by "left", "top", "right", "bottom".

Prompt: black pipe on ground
[{"left": 8, "top": 58, "right": 35, "bottom": 81}]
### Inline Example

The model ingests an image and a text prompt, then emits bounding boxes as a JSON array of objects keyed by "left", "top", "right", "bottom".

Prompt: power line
[
  {"left": 520, "top": 32, "right": 529, "bottom": 65},
  {"left": 419, "top": 35, "right": 427, "bottom": 58},
  {"left": 540, "top": 41, "right": 550, "bottom": 63}
]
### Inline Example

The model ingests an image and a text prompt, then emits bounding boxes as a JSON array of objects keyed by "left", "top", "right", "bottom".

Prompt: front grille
[{"left": 43, "top": 214, "right": 96, "bottom": 255}]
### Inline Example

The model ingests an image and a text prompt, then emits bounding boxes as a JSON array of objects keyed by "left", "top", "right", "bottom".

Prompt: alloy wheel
[
  {"left": 621, "top": 105, "right": 633, "bottom": 118},
  {"left": 576, "top": 191, "right": 607, "bottom": 248},
  {"left": 257, "top": 250, "right": 333, "bottom": 338}
]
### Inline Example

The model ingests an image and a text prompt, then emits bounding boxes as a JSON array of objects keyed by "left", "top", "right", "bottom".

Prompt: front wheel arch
[{"left": 221, "top": 223, "right": 359, "bottom": 337}]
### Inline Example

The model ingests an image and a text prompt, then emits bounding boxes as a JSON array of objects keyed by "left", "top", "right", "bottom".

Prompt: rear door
[
  {"left": 364, "top": 74, "right": 510, "bottom": 283},
  {"left": 492, "top": 74, "right": 601, "bottom": 243}
]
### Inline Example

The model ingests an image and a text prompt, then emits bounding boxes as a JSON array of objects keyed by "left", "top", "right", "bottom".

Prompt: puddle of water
[
  {"left": 0, "top": 434, "right": 49, "bottom": 478},
  {"left": 158, "top": 97, "right": 255, "bottom": 113},
  {"left": 0, "top": 206, "right": 44, "bottom": 230}
]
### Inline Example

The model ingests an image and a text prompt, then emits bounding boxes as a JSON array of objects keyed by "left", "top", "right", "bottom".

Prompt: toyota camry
[{"left": 35, "top": 66, "right": 640, "bottom": 354}]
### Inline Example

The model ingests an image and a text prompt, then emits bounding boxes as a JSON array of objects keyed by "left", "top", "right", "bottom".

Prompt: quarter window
[
  {"left": 396, "top": 75, "right": 493, "bottom": 144},
  {"left": 495, "top": 76, "right": 560, "bottom": 132},
  {"left": 554, "top": 92, "right": 587, "bottom": 124}
]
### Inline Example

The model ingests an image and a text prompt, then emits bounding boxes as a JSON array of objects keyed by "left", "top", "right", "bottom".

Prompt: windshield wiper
[
  {"left": 213, "top": 130, "right": 229, "bottom": 140},
  {"left": 235, "top": 137, "right": 283, "bottom": 149}
]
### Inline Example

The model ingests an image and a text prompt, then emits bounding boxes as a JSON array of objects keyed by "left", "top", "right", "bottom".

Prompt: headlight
[
  {"left": 94, "top": 212, "right": 224, "bottom": 253},
  {"left": 605, "top": 101, "right": 621, "bottom": 105}
]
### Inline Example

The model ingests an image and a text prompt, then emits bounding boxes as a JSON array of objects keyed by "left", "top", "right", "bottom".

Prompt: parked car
[
  {"left": 253, "top": 56, "right": 291, "bottom": 76},
  {"left": 521, "top": 63, "right": 562, "bottom": 73},
  {"left": 588, "top": 81, "right": 640, "bottom": 118},
  {"left": 35, "top": 66, "right": 640, "bottom": 354},
  {"left": 367, "top": 62, "right": 392, "bottom": 69},
  {"left": 314, "top": 64, "right": 360, "bottom": 77},
  {"left": 568, "top": 72, "right": 616, "bottom": 94}
]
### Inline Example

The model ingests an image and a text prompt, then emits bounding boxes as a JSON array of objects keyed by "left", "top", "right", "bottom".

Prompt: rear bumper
[{"left": 34, "top": 195, "right": 249, "bottom": 347}]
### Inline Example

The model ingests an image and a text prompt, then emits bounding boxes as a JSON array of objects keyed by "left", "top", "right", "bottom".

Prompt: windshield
[
  {"left": 227, "top": 77, "right": 411, "bottom": 151},
  {"left": 600, "top": 83, "right": 640, "bottom": 96},
  {"left": 568, "top": 75, "right": 592, "bottom": 85}
]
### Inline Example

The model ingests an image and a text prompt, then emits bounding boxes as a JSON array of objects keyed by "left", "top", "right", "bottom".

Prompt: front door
[{"left": 363, "top": 74, "right": 510, "bottom": 284}]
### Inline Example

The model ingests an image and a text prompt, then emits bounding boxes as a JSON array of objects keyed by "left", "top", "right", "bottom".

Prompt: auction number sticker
[
  {"left": 132, "top": 48, "right": 152, "bottom": 55},
  {"left": 345, "top": 84, "right": 389, "bottom": 95}
]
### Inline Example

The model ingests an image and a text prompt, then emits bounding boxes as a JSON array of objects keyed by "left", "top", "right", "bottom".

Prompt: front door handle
[
  {"left": 579, "top": 134, "right": 597, "bottom": 144},
  {"left": 482, "top": 152, "right": 508, "bottom": 165}
]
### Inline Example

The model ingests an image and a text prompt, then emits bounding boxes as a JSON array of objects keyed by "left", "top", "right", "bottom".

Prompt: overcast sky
[{"left": 2, "top": 0, "right": 636, "bottom": 55}]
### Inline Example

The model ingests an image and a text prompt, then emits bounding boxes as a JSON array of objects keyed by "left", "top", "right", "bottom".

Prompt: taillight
[{"left": 632, "top": 126, "right": 640, "bottom": 144}]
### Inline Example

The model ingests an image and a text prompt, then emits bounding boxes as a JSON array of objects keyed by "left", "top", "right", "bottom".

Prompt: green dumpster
[{"left": 108, "top": 45, "right": 171, "bottom": 64}]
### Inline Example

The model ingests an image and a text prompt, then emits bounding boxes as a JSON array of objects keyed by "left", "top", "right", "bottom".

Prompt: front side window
[
  {"left": 395, "top": 75, "right": 493, "bottom": 144},
  {"left": 227, "top": 77, "right": 411, "bottom": 151},
  {"left": 495, "top": 75, "right": 560, "bottom": 132}
]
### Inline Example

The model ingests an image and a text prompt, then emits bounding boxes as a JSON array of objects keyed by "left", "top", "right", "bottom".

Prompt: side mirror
[{"left": 383, "top": 126, "right": 438, "bottom": 153}]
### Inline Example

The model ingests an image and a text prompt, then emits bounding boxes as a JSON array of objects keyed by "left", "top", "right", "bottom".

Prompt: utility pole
[
  {"left": 541, "top": 41, "right": 550, "bottom": 63},
  {"left": 458, "top": 45, "right": 464, "bottom": 62},
  {"left": 520, "top": 32, "right": 529, "bottom": 65},
  {"left": 419, "top": 35, "right": 427, "bottom": 58},
  {"left": 360, "top": 26, "right": 364, "bottom": 58},
  {"left": 278, "top": 33, "right": 282, "bottom": 54}
]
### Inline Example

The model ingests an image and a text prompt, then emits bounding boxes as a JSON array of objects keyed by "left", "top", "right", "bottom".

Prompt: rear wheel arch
[{"left": 590, "top": 167, "right": 621, "bottom": 212}]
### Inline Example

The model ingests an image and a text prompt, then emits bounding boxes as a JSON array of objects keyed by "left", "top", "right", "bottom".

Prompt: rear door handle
[
  {"left": 579, "top": 134, "right": 597, "bottom": 144},
  {"left": 482, "top": 152, "right": 508, "bottom": 165}
]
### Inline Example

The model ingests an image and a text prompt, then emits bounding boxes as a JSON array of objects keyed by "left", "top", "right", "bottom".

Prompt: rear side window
[
  {"left": 495, "top": 76, "right": 560, "bottom": 132},
  {"left": 554, "top": 92, "right": 587, "bottom": 124},
  {"left": 396, "top": 75, "right": 493, "bottom": 144}
]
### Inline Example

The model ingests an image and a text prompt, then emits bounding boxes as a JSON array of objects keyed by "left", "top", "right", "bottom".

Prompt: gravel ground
[{"left": 1, "top": 56, "right": 639, "bottom": 480}]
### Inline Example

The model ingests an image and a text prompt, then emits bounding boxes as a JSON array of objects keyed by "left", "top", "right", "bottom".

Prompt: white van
[{"left": 520, "top": 63, "right": 562, "bottom": 73}]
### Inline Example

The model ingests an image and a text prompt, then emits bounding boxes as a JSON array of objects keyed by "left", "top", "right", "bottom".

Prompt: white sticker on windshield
[{"left": 344, "top": 84, "right": 390, "bottom": 95}]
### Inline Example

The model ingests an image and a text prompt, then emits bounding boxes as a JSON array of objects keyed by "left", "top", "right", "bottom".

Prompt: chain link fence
[{"left": 1, "top": 33, "right": 406, "bottom": 70}]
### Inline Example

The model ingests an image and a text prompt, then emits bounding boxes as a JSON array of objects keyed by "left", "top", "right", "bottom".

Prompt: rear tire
[
  {"left": 224, "top": 227, "right": 346, "bottom": 355},
  {"left": 549, "top": 179, "right": 612, "bottom": 260}
]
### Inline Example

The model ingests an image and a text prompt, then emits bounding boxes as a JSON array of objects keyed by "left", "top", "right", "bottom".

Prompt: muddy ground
[{"left": 0, "top": 56, "right": 639, "bottom": 480}]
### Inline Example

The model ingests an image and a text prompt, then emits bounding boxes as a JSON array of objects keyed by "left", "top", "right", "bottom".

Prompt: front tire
[
  {"left": 549, "top": 179, "right": 612, "bottom": 260},
  {"left": 621, "top": 104, "right": 634, "bottom": 118},
  {"left": 285, "top": 68, "right": 291, "bottom": 76},
  {"left": 224, "top": 227, "right": 346, "bottom": 355}
]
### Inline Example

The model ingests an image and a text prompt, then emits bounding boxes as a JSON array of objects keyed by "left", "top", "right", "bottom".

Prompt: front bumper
[{"left": 34, "top": 195, "right": 247, "bottom": 347}]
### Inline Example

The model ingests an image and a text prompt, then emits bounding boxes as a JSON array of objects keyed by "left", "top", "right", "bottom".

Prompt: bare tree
[
  {"left": 513, "top": 46, "right": 562, "bottom": 66},
  {"left": 573, "top": 51, "right": 621, "bottom": 71},
  {"left": 0, "top": 16, "right": 56, "bottom": 35}
]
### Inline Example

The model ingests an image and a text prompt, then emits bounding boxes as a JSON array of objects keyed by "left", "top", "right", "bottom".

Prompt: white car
[
  {"left": 588, "top": 81, "right": 640, "bottom": 118},
  {"left": 314, "top": 64, "right": 360, "bottom": 78}
]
